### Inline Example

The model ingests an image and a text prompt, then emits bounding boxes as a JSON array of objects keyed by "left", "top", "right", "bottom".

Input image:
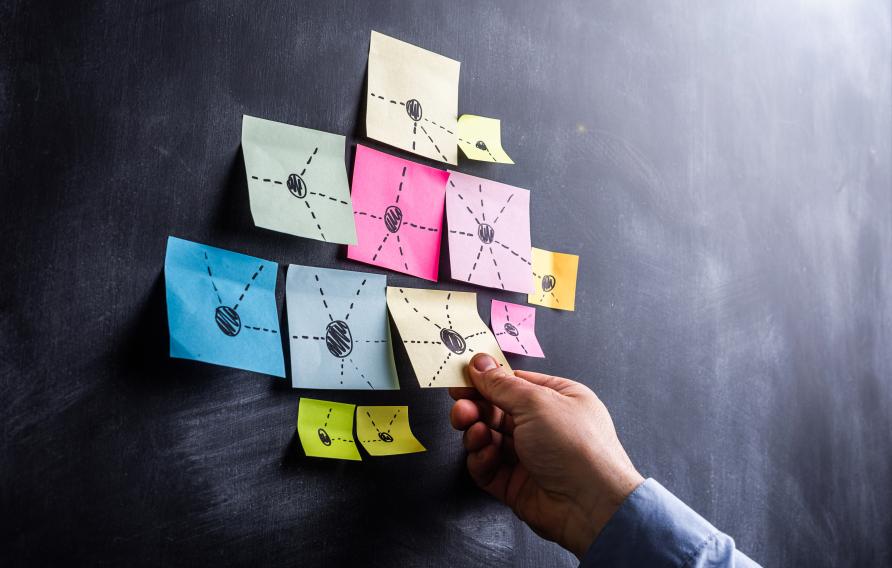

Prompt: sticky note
[
  {"left": 347, "top": 145, "right": 448, "bottom": 281},
  {"left": 457, "top": 115, "right": 514, "bottom": 164},
  {"left": 241, "top": 115, "right": 357, "bottom": 244},
  {"left": 386, "top": 287, "right": 510, "bottom": 388},
  {"left": 297, "top": 398, "right": 361, "bottom": 461},
  {"left": 528, "top": 247, "right": 579, "bottom": 311},
  {"left": 164, "top": 236, "right": 285, "bottom": 377},
  {"left": 286, "top": 264, "right": 398, "bottom": 390},
  {"left": 366, "top": 30, "right": 460, "bottom": 164},
  {"left": 445, "top": 171, "right": 533, "bottom": 293},
  {"left": 490, "top": 300, "right": 544, "bottom": 358},
  {"left": 356, "top": 406, "right": 426, "bottom": 456}
]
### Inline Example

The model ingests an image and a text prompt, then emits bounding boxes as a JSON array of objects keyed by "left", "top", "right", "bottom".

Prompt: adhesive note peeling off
[
  {"left": 366, "top": 30, "right": 460, "bottom": 164},
  {"left": 164, "top": 236, "right": 285, "bottom": 377},
  {"left": 528, "top": 247, "right": 579, "bottom": 311},
  {"left": 446, "top": 171, "right": 533, "bottom": 293},
  {"left": 386, "top": 287, "right": 510, "bottom": 388},
  {"left": 297, "top": 398, "right": 361, "bottom": 461},
  {"left": 356, "top": 406, "right": 426, "bottom": 456},
  {"left": 241, "top": 115, "right": 356, "bottom": 244},
  {"left": 457, "top": 115, "right": 514, "bottom": 164},
  {"left": 347, "top": 145, "right": 448, "bottom": 281},
  {"left": 490, "top": 300, "right": 544, "bottom": 358},
  {"left": 286, "top": 264, "right": 398, "bottom": 390}
]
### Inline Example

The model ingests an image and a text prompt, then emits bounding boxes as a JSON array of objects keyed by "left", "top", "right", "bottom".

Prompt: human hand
[{"left": 449, "top": 353, "right": 644, "bottom": 558}]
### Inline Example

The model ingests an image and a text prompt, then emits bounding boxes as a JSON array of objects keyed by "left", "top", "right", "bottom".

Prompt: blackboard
[{"left": 3, "top": 1, "right": 891, "bottom": 566}]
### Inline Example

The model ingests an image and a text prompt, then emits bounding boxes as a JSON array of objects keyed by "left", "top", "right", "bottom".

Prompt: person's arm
[{"left": 449, "top": 353, "right": 760, "bottom": 567}]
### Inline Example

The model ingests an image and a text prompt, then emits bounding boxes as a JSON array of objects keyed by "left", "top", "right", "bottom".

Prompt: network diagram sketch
[
  {"left": 386, "top": 287, "right": 510, "bottom": 388},
  {"left": 456, "top": 114, "right": 514, "bottom": 164},
  {"left": 347, "top": 145, "right": 449, "bottom": 281},
  {"left": 241, "top": 115, "right": 357, "bottom": 244},
  {"left": 164, "top": 236, "right": 285, "bottom": 377},
  {"left": 490, "top": 300, "right": 544, "bottom": 358},
  {"left": 366, "top": 30, "right": 460, "bottom": 165},
  {"left": 297, "top": 398, "right": 361, "bottom": 461},
  {"left": 445, "top": 171, "right": 533, "bottom": 293},
  {"left": 286, "top": 264, "right": 398, "bottom": 390},
  {"left": 528, "top": 247, "right": 579, "bottom": 311},
  {"left": 356, "top": 406, "right": 426, "bottom": 456}
]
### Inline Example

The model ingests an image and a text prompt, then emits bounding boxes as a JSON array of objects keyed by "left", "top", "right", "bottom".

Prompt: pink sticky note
[
  {"left": 446, "top": 171, "right": 533, "bottom": 292},
  {"left": 347, "top": 145, "right": 449, "bottom": 281},
  {"left": 490, "top": 300, "right": 544, "bottom": 358}
]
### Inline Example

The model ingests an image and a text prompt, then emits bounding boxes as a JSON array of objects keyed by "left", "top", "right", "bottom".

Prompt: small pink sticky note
[
  {"left": 490, "top": 300, "right": 544, "bottom": 358},
  {"left": 446, "top": 171, "right": 533, "bottom": 293},
  {"left": 348, "top": 145, "right": 449, "bottom": 281}
]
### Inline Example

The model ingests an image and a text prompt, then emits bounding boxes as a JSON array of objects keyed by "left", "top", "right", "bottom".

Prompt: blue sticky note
[
  {"left": 286, "top": 264, "right": 399, "bottom": 390},
  {"left": 164, "top": 236, "right": 285, "bottom": 377}
]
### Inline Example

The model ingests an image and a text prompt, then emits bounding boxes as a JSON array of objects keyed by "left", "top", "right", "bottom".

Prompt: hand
[{"left": 449, "top": 353, "right": 644, "bottom": 558}]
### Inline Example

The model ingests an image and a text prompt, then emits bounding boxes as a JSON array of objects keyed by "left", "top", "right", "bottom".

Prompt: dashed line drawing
[
  {"left": 203, "top": 251, "right": 273, "bottom": 337},
  {"left": 455, "top": 115, "right": 515, "bottom": 164},
  {"left": 297, "top": 398, "right": 362, "bottom": 461},
  {"left": 459, "top": 137, "right": 497, "bottom": 162},
  {"left": 368, "top": 90, "right": 456, "bottom": 163},
  {"left": 527, "top": 247, "right": 579, "bottom": 312},
  {"left": 356, "top": 405, "right": 427, "bottom": 456},
  {"left": 490, "top": 300, "right": 544, "bottom": 358}
]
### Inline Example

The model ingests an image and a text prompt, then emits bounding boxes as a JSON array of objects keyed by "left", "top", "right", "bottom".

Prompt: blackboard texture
[{"left": 2, "top": 1, "right": 890, "bottom": 566}]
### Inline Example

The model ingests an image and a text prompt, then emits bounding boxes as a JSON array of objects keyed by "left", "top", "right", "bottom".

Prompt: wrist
[{"left": 566, "top": 468, "right": 645, "bottom": 558}]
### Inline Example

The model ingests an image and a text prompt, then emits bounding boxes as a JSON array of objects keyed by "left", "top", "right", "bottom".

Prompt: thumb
[{"left": 467, "top": 353, "right": 540, "bottom": 415}]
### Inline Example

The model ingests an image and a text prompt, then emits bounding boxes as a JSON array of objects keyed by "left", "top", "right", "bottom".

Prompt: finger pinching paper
[
  {"left": 386, "top": 287, "right": 510, "bottom": 388},
  {"left": 164, "top": 236, "right": 285, "bottom": 377},
  {"left": 356, "top": 406, "right": 426, "bottom": 456},
  {"left": 347, "top": 145, "right": 449, "bottom": 281},
  {"left": 297, "top": 398, "right": 361, "bottom": 461},
  {"left": 490, "top": 300, "right": 544, "bottom": 358},
  {"left": 445, "top": 171, "right": 533, "bottom": 293},
  {"left": 457, "top": 115, "right": 514, "bottom": 164},
  {"left": 366, "top": 30, "right": 460, "bottom": 165},
  {"left": 528, "top": 247, "right": 579, "bottom": 311},
  {"left": 286, "top": 264, "right": 398, "bottom": 390},
  {"left": 241, "top": 115, "right": 357, "bottom": 244}
]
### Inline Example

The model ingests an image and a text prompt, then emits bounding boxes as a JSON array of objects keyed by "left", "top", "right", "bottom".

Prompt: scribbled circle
[
  {"left": 541, "top": 274, "right": 556, "bottom": 292},
  {"left": 287, "top": 173, "right": 307, "bottom": 198},
  {"left": 384, "top": 205, "right": 403, "bottom": 233},
  {"left": 504, "top": 323, "right": 519, "bottom": 337},
  {"left": 317, "top": 428, "right": 332, "bottom": 446},
  {"left": 439, "top": 328, "right": 467, "bottom": 355},
  {"left": 477, "top": 223, "right": 495, "bottom": 244},
  {"left": 475, "top": 140, "right": 488, "bottom": 151},
  {"left": 405, "top": 99, "right": 423, "bottom": 121},
  {"left": 325, "top": 320, "right": 353, "bottom": 358},
  {"left": 214, "top": 306, "right": 241, "bottom": 336},
  {"left": 378, "top": 432, "right": 394, "bottom": 443}
]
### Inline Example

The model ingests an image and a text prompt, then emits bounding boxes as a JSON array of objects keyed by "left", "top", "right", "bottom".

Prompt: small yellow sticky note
[
  {"left": 297, "top": 398, "right": 361, "bottom": 461},
  {"left": 356, "top": 406, "right": 426, "bottom": 456},
  {"left": 457, "top": 115, "right": 514, "bottom": 164},
  {"left": 528, "top": 248, "right": 579, "bottom": 311}
]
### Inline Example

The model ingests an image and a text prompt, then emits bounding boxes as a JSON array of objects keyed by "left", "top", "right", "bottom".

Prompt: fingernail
[{"left": 473, "top": 354, "right": 498, "bottom": 372}]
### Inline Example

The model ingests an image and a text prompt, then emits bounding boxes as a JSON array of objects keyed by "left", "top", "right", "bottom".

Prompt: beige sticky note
[
  {"left": 356, "top": 406, "right": 426, "bottom": 456},
  {"left": 457, "top": 115, "right": 514, "bottom": 164},
  {"left": 386, "top": 287, "right": 510, "bottom": 388},
  {"left": 366, "top": 31, "right": 460, "bottom": 165},
  {"left": 528, "top": 248, "right": 579, "bottom": 311}
]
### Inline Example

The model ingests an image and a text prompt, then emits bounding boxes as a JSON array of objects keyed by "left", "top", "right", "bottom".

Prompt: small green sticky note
[
  {"left": 297, "top": 398, "right": 361, "bottom": 461},
  {"left": 356, "top": 406, "right": 426, "bottom": 456}
]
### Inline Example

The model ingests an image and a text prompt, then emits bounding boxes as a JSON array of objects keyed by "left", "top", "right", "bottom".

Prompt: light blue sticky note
[
  {"left": 286, "top": 264, "right": 399, "bottom": 390},
  {"left": 164, "top": 236, "right": 285, "bottom": 377}
]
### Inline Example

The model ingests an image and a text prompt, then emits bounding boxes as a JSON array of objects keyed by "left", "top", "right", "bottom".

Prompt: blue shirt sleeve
[{"left": 580, "top": 478, "right": 760, "bottom": 568}]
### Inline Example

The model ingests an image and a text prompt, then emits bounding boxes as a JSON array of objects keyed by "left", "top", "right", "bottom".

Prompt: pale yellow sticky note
[
  {"left": 386, "top": 287, "right": 510, "bottom": 388},
  {"left": 366, "top": 31, "right": 460, "bottom": 165},
  {"left": 528, "top": 248, "right": 579, "bottom": 311},
  {"left": 296, "top": 398, "right": 361, "bottom": 461},
  {"left": 356, "top": 406, "right": 426, "bottom": 456},
  {"left": 457, "top": 115, "right": 514, "bottom": 164}
]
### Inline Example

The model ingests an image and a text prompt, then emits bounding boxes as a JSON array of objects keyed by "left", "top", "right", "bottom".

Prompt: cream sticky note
[
  {"left": 386, "top": 287, "right": 510, "bottom": 388},
  {"left": 356, "top": 406, "right": 426, "bottom": 456},
  {"left": 296, "top": 398, "right": 361, "bottom": 461},
  {"left": 528, "top": 248, "right": 579, "bottom": 311},
  {"left": 366, "top": 31, "right": 460, "bottom": 164},
  {"left": 457, "top": 115, "right": 514, "bottom": 164},
  {"left": 241, "top": 115, "right": 356, "bottom": 244}
]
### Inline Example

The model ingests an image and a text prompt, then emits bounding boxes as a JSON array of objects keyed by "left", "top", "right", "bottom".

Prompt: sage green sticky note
[
  {"left": 297, "top": 398, "right": 361, "bottom": 461},
  {"left": 242, "top": 115, "right": 357, "bottom": 244}
]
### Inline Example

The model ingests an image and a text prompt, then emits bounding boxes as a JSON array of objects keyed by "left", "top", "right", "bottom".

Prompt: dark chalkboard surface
[{"left": 3, "top": 1, "right": 890, "bottom": 566}]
